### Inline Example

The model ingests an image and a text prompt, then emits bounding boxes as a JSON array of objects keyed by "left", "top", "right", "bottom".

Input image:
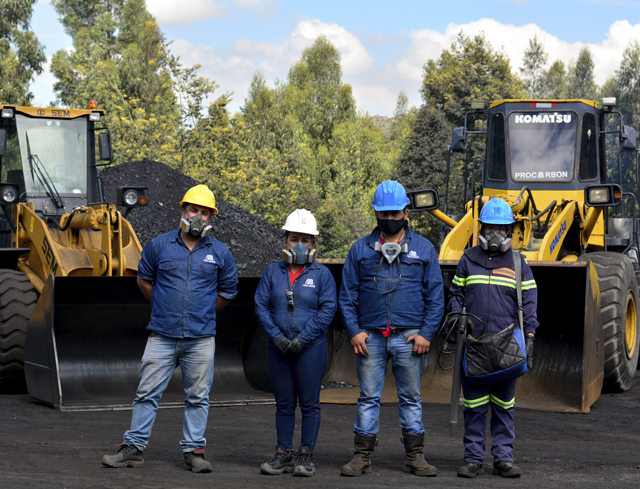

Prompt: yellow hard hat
[{"left": 180, "top": 185, "right": 217, "bottom": 214}]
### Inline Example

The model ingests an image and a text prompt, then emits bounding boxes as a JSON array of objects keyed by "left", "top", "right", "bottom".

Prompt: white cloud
[{"left": 146, "top": 0, "right": 231, "bottom": 25}]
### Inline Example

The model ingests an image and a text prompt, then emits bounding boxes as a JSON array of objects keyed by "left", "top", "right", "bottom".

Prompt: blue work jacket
[
  {"left": 254, "top": 260, "right": 337, "bottom": 345},
  {"left": 447, "top": 246, "right": 539, "bottom": 336},
  {"left": 138, "top": 229, "right": 238, "bottom": 338},
  {"left": 339, "top": 226, "right": 445, "bottom": 341}
]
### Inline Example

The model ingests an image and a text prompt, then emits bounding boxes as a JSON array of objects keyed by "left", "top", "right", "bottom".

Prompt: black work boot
[
  {"left": 493, "top": 461, "right": 522, "bottom": 478},
  {"left": 341, "top": 434, "right": 377, "bottom": 476},
  {"left": 102, "top": 443, "right": 145, "bottom": 468},
  {"left": 458, "top": 462, "right": 485, "bottom": 478},
  {"left": 183, "top": 448, "right": 212, "bottom": 473},
  {"left": 401, "top": 432, "right": 437, "bottom": 476},
  {"left": 260, "top": 445, "right": 296, "bottom": 475},
  {"left": 293, "top": 446, "right": 315, "bottom": 477}
]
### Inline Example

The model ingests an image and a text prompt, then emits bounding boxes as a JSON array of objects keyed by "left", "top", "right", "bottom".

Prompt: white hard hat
[{"left": 282, "top": 209, "right": 319, "bottom": 236}]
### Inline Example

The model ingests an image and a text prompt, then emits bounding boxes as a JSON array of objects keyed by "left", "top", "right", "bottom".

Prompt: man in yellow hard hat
[{"left": 103, "top": 184, "right": 238, "bottom": 473}]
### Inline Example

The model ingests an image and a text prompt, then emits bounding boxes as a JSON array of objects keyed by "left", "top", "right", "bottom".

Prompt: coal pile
[{"left": 100, "top": 159, "right": 283, "bottom": 277}]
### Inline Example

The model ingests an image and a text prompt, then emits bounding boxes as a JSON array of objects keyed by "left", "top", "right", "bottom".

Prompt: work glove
[
  {"left": 526, "top": 335, "right": 535, "bottom": 369},
  {"left": 275, "top": 336, "right": 291, "bottom": 355},
  {"left": 286, "top": 336, "right": 305, "bottom": 356}
]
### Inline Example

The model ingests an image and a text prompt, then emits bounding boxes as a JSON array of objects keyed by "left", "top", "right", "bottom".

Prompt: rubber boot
[
  {"left": 341, "top": 434, "right": 376, "bottom": 476},
  {"left": 401, "top": 432, "right": 437, "bottom": 477}
]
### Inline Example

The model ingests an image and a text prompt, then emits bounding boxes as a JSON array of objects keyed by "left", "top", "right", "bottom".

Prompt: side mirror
[
  {"left": 584, "top": 184, "right": 622, "bottom": 207},
  {"left": 406, "top": 188, "right": 439, "bottom": 212},
  {"left": 451, "top": 126, "right": 467, "bottom": 153},
  {"left": 621, "top": 126, "right": 637, "bottom": 152},
  {"left": 0, "top": 128, "right": 6, "bottom": 157},
  {"left": 98, "top": 132, "right": 112, "bottom": 160}
]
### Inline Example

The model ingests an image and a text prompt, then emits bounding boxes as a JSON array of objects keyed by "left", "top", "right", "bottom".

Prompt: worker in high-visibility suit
[{"left": 447, "top": 199, "right": 538, "bottom": 479}]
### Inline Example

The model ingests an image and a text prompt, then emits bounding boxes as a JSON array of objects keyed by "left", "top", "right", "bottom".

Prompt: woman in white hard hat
[{"left": 254, "top": 209, "right": 337, "bottom": 477}]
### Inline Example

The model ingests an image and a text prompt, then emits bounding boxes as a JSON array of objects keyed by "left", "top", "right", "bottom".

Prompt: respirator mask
[
  {"left": 180, "top": 212, "right": 212, "bottom": 238},
  {"left": 283, "top": 241, "right": 316, "bottom": 265},
  {"left": 479, "top": 225, "right": 511, "bottom": 253},
  {"left": 374, "top": 241, "right": 408, "bottom": 264}
]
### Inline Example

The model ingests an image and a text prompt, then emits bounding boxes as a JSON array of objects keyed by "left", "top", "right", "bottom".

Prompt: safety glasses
[{"left": 286, "top": 289, "right": 294, "bottom": 309}]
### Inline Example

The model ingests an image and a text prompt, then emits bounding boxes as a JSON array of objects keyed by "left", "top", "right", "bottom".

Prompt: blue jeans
[
  {"left": 268, "top": 340, "right": 328, "bottom": 450},
  {"left": 355, "top": 328, "right": 425, "bottom": 436},
  {"left": 123, "top": 333, "right": 215, "bottom": 452}
]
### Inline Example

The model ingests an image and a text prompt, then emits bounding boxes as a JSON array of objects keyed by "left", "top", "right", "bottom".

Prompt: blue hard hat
[
  {"left": 372, "top": 180, "right": 410, "bottom": 211},
  {"left": 479, "top": 199, "right": 515, "bottom": 224}
]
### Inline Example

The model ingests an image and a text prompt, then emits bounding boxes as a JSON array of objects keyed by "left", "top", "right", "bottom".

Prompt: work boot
[
  {"left": 183, "top": 448, "right": 212, "bottom": 473},
  {"left": 260, "top": 445, "right": 296, "bottom": 475},
  {"left": 102, "top": 443, "right": 145, "bottom": 468},
  {"left": 401, "top": 432, "right": 437, "bottom": 477},
  {"left": 293, "top": 446, "right": 315, "bottom": 477},
  {"left": 458, "top": 462, "right": 485, "bottom": 478},
  {"left": 341, "top": 433, "right": 376, "bottom": 476},
  {"left": 493, "top": 461, "right": 522, "bottom": 478}
]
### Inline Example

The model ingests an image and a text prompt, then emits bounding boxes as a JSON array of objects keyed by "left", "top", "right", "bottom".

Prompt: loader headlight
[
  {"left": 117, "top": 186, "right": 149, "bottom": 208},
  {"left": 406, "top": 188, "right": 439, "bottom": 212},
  {"left": 1, "top": 108, "right": 14, "bottom": 119},
  {"left": 0, "top": 183, "right": 19, "bottom": 203},
  {"left": 585, "top": 184, "right": 622, "bottom": 207},
  {"left": 89, "top": 112, "right": 101, "bottom": 122}
]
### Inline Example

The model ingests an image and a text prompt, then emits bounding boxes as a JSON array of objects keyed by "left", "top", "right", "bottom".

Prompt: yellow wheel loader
[
  {"left": 317, "top": 99, "right": 639, "bottom": 413},
  {"left": 0, "top": 105, "right": 276, "bottom": 411}
]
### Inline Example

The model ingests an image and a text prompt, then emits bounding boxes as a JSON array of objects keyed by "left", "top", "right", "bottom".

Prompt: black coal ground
[
  {"left": 100, "top": 159, "right": 284, "bottom": 277},
  {"left": 1, "top": 374, "right": 640, "bottom": 489}
]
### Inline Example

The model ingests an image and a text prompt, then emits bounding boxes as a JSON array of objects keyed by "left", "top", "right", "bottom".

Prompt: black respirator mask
[
  {"left": 479, "top": 225, "right": 511, "bottom": 253},
  {"left": 283, "top": 241, "right": 316, "bottom": 265},
  {"left": 180, "top": 212, "right": 212, "bottom": 238},
  {"left": 377, "top": 218, "right": 405, "bottom": 236}
]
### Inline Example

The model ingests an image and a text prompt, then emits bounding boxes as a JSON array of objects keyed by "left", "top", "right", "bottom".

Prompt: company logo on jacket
[
  {"left": 303, "top": 278, "right": 315, "bottom": 287},
  {"left": 407, "top": 251, "right": 419, "bottom": 259},
  {"left": 203, "top": 255, "right": 216, "bottom": 264}
]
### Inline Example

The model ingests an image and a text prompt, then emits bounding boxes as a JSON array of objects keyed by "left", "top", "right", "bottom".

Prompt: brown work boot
[
  {"left": 341, "top": 434, "right": 376, "bottom": 476},
  {"left": 102, "top": 443, "right": 145, "bottom": 468},
  {"left": 184, "top": 448, "right": 212, "bottom": 473},
  {"left": 401, "top": 432, "right": 437, "bottom": 476}
]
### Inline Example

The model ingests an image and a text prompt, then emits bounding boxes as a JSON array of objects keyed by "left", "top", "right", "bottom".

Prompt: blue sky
[{"left": 30, "top": 0, "right": 640, "bottom": 115}]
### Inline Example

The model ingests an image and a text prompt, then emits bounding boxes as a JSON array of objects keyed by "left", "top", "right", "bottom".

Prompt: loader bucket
[
  {"left": 24, "top": 275, "right": 274, "bottom": 411},
  {"left": 318, "top": 260, "right": 604, "bottom": 413}
]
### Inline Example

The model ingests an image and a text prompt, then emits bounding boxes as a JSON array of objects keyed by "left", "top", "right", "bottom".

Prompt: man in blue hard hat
[
  {"left": 339, "top": 180, "right": 445, "bottom": 477},
  {"left": 447, "top": 198, "right": 538, "bottom": 479}
]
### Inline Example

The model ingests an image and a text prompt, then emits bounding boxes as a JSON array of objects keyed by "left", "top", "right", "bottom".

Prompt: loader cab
[
  {"left": 0, "top": 106, "right": 110, "bottom": 246},
  {"left": 482, "top": 101, "right": 607, "bottom": 192}
]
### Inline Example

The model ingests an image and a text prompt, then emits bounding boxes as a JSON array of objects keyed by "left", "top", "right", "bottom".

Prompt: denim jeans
[
  {"left": 268, "top": 340, "right": 328, "bottom": 450},
  {"left": 354, "top": 328, "right": 425, "bottom": 436},
  {"left": 123, "top": 333, "right": 215, "bottom": 452}
]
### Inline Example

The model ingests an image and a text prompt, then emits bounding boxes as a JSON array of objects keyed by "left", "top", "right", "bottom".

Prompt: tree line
[{"left": 2, "top": 1, "right": 640, "bottom": 256}]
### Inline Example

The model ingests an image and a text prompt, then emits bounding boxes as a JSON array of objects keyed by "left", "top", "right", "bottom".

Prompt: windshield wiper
[{"left": 25, "top": 132, "right": 65, "bottom": 209}]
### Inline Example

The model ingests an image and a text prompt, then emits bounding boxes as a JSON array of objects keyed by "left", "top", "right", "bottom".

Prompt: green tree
[
  {"left": 615, "top": 40, "right": 640, "bottom": 133},
  {"left": 421, "top": 31, "right": 526, "bottom": 127},
  {"left": 50, "top": 0, "right": 216, "bottom": 166},
  {"left": 394, "top": 105, "right": 455, "bottom": 246},
  {"left": 520, "top": 35, "right": 549, "bottom": 98},
  {"left": 0, "top": 0, "right": 46, "bottom": 105},
  {"left": 566, "top": 46, "right": 597, "bottom": 100},
  {"left": 543, "top": 60, "right": 568, "bottom": 99}
]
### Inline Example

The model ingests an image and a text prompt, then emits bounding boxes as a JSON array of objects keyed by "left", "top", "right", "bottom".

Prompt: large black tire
[
  {"left": 0, "top": 270, "right": 37, "bottom": 381},
  {"left": 580, "top": 252, "right": 640, "bottom": 392}
]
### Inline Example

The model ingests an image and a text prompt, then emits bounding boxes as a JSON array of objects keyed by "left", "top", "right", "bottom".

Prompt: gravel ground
[
  {"left": 100, "top": 159, "right": 284, "bottom": 277},
  {"left": 1, "top": 373, "right": 639, "bottom": 488}
]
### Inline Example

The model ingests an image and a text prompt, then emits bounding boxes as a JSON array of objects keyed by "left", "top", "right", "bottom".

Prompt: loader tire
[
  {"left": 580, "top": 252, "right": 640, "bottom": 392},
  {"left": 0, "top": 270, "right": 37, "bottom": 381}
]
